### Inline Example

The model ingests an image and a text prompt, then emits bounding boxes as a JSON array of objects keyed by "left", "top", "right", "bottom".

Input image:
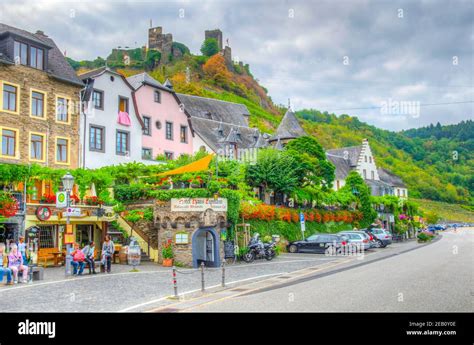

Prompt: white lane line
[{"left": 119, "top": 272, "right": 286, "bottom": 312}]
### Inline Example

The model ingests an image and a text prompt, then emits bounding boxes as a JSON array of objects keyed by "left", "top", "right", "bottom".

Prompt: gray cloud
[{"left": 1, "top": 0, "right": 472, "bottom": 130}]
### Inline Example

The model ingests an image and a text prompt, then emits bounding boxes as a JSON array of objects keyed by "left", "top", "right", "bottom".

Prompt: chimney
[{"left": 35, "top": 30, "right": 47, "bottom": 37}]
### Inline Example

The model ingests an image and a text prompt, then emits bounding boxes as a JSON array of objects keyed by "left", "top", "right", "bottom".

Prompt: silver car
[
  {"left": 339, "top": 231, "right": 371, "bottom": 251},
  {"left": 367, "top": 228, "right": 392, "bottom": 247}
]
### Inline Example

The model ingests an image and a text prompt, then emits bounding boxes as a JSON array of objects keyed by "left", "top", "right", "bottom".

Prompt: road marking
[
  {"left": 154, "top": 259, "right": 355, "bottom": 313},
  {"left": 119, "top": 272, "right": 286, "bottom": 312},
  {"left": 0, "top": 258, "right": 331, "bottom": 293}
]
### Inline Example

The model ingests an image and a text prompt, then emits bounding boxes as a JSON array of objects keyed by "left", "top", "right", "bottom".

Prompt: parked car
[
  {"left": 287, "top": 233, "right": 349, "bottom": 255},
  {"left": 339, "top": 231, "right": 372, "bottom": 251},
  {"left": 363, "top": 228, "right": 392, "bottom": 247}
]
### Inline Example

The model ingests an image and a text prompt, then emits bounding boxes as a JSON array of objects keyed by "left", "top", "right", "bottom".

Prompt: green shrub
[
  {"left": 114, "top": 184, "right": 149, "bottom": 202},
  {"left": 417, "top": 231, "right": 434, "bottom": 242}
]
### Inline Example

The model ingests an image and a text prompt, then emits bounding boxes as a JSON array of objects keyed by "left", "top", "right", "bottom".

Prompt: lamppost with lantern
[{"left": 62, "top": 172, "right": 74, "bottom": 275}]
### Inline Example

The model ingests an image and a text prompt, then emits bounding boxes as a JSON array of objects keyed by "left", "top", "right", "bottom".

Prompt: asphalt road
[{"left": 186, "top": 229, "right": 474, "bottom": 312}]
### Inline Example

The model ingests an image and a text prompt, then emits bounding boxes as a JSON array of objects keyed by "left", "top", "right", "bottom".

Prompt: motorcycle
[{"left": 242, "top": 239, "right": 276, "bottom": 263}]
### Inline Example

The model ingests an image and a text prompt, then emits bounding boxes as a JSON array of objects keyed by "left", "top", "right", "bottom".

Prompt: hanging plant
[{"left": 0, "top": 192, "right": 19, "bottom": 218}]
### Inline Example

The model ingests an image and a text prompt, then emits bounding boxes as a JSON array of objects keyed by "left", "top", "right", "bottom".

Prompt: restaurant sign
[{"left": 171, "top": 198, "right": 228, "bottom": 212}]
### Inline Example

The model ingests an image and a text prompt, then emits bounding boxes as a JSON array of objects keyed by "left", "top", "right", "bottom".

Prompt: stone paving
[{"left": 0, "top": 239, "right": 422, "bottom": 312}]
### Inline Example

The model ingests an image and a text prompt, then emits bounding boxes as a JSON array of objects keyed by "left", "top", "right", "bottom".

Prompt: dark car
[{"left": 287, "top": 233, "right": 349, "bottom": 254}]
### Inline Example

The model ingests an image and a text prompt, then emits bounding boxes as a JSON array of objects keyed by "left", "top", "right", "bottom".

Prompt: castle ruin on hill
[{"left": 148, "top": 26, "right": 243, "bottom": 70}]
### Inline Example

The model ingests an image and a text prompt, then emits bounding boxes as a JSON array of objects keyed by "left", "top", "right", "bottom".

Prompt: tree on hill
[
  {"left": 203, "top": 54, "right": 232, "bottom": 84},
  {"left": 200, "top": 38, "right": 219, "bottom": 57}
]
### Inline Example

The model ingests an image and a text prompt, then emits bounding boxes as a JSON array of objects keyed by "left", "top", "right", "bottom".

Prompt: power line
[{"left": 328, "top": 100, "right": 474, "bottom": 112}]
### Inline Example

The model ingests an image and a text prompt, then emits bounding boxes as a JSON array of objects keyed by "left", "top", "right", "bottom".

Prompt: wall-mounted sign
[
  {"left": 175, "top": 232, "right": 189, "bottom": 244},
  {"left": 36, "top": 206, "right": 52, "bottom": 221},
  {"left": 171, "top": 198, "right": 228, "bottom": 212},
  {"left": 56, "top": 191, "right": 67, "bottom": 209}
]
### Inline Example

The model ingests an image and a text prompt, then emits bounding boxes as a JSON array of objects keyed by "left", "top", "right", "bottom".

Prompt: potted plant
[
  {"left": 40, "top": 194, "right": 56, "bottom": 204},
  {"left": 162, "top": 242, "right": 173, "bottom": 267}
]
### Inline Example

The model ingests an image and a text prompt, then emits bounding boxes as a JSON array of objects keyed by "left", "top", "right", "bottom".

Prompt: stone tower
[
  {"left": 148, "top": 26, "right": 173, "bottom": 63},
  {"left": 205, "top": 29, "right": 223, "bottom": 51}
]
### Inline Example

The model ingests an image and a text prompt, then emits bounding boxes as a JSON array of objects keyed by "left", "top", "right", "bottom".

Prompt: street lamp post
[{"left": 62, "top": 172, "right": 75, "bottom": 276}]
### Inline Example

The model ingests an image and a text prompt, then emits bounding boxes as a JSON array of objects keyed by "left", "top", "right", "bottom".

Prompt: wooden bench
[{"left": 38, "top": 248, "right": 64, "bottom": 267}]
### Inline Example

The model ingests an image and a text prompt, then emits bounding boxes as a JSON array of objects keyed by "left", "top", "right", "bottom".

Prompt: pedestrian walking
[
  {"left": 17, "top": 236, "right": 27, "bottom": 264},
  {"left": 101, "top": 235, "right": 115, "bottom": 273},
  {"left": 0, "top": 243, "right": 13, "bottom": 285},
  {"left": 82, "top": 241, "right": 96, "bottom": 274}
]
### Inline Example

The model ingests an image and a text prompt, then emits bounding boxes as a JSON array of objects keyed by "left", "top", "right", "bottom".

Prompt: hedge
[{"left": 246, "top": 220, "right": 353, "bottom": 242}]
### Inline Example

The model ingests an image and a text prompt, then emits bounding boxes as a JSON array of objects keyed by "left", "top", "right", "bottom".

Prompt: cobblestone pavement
[{"left": 0, "top": 239, "right": 422, "bottom": 312}]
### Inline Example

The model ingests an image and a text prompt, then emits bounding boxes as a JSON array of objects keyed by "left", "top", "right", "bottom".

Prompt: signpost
[
  {"left": 300, "top": 212, "right": 306, "bottom": 240},
  {"left": 56, "top": 191, "right": 67, "bottom": 208},
  {"left": 64, "top": 207, "right": 81, "bottom": 217}
]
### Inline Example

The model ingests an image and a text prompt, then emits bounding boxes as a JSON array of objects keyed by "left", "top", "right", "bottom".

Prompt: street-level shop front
[{"left": 25, "top": 204, "right": 115, "bottom": 266}]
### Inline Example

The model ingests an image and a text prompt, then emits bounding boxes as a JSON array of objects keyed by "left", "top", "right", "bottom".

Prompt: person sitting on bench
[
  {"left": 70, "top": 243, "right": 85, "bottom": 276},
  {"left": 8, "top": 244, "right": 28, "bottom": 283},
  {"left": 82, "top": 241, "right": 96, "bottom": 274}
]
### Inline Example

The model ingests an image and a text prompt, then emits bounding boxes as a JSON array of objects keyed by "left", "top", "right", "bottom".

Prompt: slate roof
[
  {"left": 326, "top": 145, "right": 362, "bottom": 167},
  {"left": 0, "top": 23, "right": 83, "bottom": 87},
  {"left": 378, "top": 168, "right": 406, "bottom": 188},
  {"left": 326, "top": 154, "right": 352, "bottom": 179},
  {"left": 126, "top": 72, "right": 170, "bottom": 92},
  {"left": 176, "top": 94, "right": 250, "bottom": 126},
  {"left": 192, "top": 117, "right": 264, "bottom": 152},
  {"left": 269, "top": 109, "right": 306, "bottom": 142}
]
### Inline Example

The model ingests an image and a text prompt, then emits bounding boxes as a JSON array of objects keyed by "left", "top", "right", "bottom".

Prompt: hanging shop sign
[
  {"left": 36, "top": 206, "right": 52, "bottom": 221},
  {"left": 171, "top": 198, "right": 228, "bottom": 212}
]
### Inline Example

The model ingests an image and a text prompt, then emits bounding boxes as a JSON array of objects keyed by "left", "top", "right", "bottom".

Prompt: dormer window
[
  {"left": 13, "top": 41, "right": 44, "bottom": 70},
  {"left": 205, "top": 112, "right": 212, "bottom": 119},
  {"left": 236, "top": 133, "right": 241, "bottom": 140},
  {"left": 218, "top": 129, "right": 224, "bottom": 137},
  {"left": 13, "top": 41, "right": 27, "bottom": 65}
]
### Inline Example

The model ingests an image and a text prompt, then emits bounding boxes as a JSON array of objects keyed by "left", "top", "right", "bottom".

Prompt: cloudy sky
[{"left": 1, "top": 0, "right": 473, "bottom": 130}]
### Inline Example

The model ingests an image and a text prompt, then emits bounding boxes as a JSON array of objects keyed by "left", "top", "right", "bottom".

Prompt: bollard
[
  {"left": 200, "top": 262, "right": 205, "bottom": 292},
  {"left": 172, "top": 266, "right": 178, "bottom": 298},
  {"left": 221, "top": 262, "right": 225, "bottom": 288}
]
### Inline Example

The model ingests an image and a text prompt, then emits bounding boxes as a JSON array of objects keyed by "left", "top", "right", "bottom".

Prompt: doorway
[
  {"left": 76, "top": 224, "right": 94, "bottom": 247},
  {"left": 192, "top": 227, "right": 220, "bottom": 268}
]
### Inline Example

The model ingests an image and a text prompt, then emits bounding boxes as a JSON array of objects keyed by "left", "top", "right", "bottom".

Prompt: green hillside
[
  {"left": 68, "top": 41, "right": 473, "bottom": 208},
  {"left": 413, "top": 199, "right": 474, "bottom": 223}
]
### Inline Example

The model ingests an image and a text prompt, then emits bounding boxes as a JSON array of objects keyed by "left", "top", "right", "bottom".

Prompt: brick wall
[{"left": 0, "top": 64, "right": 81, "bottom": 168}]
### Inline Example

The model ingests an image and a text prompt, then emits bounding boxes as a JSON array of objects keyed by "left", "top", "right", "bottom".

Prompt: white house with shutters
[{"left": 78, "top": 67, "right": 154, "bottom": 169}]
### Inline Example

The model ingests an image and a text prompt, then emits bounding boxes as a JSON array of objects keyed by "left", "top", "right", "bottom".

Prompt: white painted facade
[
  {"left": 192, "top": 132, "right": 214, "bottom": 153},
  {"left": 354, "top": 139, "right": 380, "bottom": 181},
  {"left": 79, "top": 69, "right": 155, "bottom": 169}
]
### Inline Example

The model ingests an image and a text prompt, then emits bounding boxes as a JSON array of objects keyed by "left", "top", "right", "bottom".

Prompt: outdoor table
[{"left": 52, "top": 251, "right": 63, "bottom": 266}]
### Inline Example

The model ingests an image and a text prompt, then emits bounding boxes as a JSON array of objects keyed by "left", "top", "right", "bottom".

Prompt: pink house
[{"left": 127, "top": 73, "right": 194, "bottom": 160}]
